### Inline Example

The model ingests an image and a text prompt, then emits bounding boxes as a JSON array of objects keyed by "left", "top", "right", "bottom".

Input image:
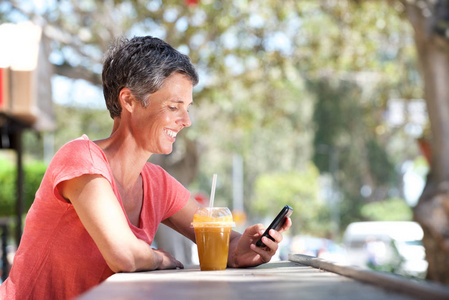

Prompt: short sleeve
[{"left": 47, "top": 137, "right": 113, "bottom": 201}]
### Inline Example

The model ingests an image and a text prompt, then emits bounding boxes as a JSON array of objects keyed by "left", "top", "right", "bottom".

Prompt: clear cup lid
[{"left": 191, "top": 207, "right": 235, "bottom": 227}]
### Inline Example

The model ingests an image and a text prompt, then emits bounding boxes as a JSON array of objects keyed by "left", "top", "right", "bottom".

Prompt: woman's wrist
[
  {"left": 227, "top": 233, "right": 241, "bottom": 268},
  {"left": 152, "top": 249, "right": 163, "bottom": 270}
]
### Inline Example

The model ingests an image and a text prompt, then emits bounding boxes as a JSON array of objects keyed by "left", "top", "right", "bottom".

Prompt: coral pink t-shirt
[{"left": 0, "top": 135, "right": 190, "bottom": 299}]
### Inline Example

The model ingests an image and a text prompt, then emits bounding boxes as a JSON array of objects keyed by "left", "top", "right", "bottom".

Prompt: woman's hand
[
  {"left": 153, "top": 248, "right": 184, "bottom": 270},
  {"left": 228, "top": 217, "right": 292, "bottom": 268}
]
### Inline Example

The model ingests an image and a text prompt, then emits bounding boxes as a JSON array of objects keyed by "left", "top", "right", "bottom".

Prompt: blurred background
[{"left": 1, "top": 0, "right": 447, "bottom": 283}]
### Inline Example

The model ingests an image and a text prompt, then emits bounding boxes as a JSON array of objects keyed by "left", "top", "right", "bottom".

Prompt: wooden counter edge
[{"left": 289, "top": 253, "right": 449, "bottom": 300}]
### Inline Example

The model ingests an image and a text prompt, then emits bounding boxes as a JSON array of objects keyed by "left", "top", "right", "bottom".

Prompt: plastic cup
[{"left": 191, "top": 207, "right": 235, "bottom": 271}]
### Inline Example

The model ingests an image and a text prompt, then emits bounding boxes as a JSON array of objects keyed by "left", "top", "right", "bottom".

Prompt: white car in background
[{"left": 342, "top": 221, "right": 427, "bottom": 278}]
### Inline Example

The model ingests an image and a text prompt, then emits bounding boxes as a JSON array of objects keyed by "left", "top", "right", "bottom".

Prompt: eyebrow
[{"left": 170, "top": 99, "right": 194, "bottom": 106}]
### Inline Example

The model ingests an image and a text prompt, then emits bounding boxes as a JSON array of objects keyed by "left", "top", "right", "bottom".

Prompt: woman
[{"left": 0, "top": 36, "right": 291, "bottom": 299}]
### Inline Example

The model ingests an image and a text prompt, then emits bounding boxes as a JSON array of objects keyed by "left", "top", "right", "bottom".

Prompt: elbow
[
  {"left": 106, "top": 251, "right": 138, "bottom": 273},
  {"left": 111, "top": 261, "right": 137, "bottom": 273},
  {"left": 102, "top": 239, "right": 157, "bottom": 273}
]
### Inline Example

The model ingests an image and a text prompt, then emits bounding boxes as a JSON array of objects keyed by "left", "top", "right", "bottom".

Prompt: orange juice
[
  {"left": 192, "top": 207, "right": 235, "bottom": 271},
  {"left": 194, "top": 226, "right": 232, "bottom": 270}
]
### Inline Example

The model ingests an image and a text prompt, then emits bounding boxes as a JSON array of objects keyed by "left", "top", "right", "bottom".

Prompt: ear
[{"left": 119, "top": 88, "right": 136, "bottom": 114}]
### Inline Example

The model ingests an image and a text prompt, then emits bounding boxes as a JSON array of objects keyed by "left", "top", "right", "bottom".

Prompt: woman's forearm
[
  {"left": 103, "top": 238, "right": 161, "bottom": 273},
  {"left": 227, "top": 231, "right": 242, "bottom": 268}
]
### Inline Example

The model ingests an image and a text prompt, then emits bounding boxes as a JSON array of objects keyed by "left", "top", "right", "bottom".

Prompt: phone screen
[{"left": 256, "top": 205, "right": 293, "bottom": 248}]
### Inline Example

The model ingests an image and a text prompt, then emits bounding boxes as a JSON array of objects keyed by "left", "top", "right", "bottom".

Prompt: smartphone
[{"left": 256, "top": 205, "right": 293, "bottom": 248}]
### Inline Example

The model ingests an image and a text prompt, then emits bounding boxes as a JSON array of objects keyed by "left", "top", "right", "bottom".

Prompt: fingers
[
  {"left": 244, "top": 224, "right": 265, "bottom": 244},
  {"left": 234, "top": 218, "right": 292, "bottom": 268},
  {"left": 262, "top": 231, "right": 281, "bottom": 250},
  {"left": 251, "top": 222, "right": 288, "bottom": 262},
  {"left": 257, "top": 227, "right": 284, "bottom": 245},
  {"left": 167, "top": 256, "right": 183, "bottom": 269},
  {"left": 278, "top": 217, "right": 292, "bottom": 233},
  {"left": 175, "top": 260, "right": 184, "bottom": 269},
  {"left": 268, "top": 228, "right": 283, "bottom": 244},
  {"left": 154, "top": 249, "right": 184, "bottom": 270},
  {"left": 254, "top": 217, "right": 291, "bottom": 244},
  {"left": 248, "top": 224, "right": 265, "bottom": 236},
  {"left": 250, "top": 237, "right": 277, "bottom": 263},
  {"left": 251, "top": 229, "right": 280, "bottom": 261}
]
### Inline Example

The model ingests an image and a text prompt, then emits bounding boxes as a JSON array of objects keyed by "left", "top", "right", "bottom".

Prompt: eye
[{"left": 169, "top": 106, "right": 177, "bottom": 111}]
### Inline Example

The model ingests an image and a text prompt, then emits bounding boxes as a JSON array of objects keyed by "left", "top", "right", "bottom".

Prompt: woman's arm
[
  {"left": 59, "top": 174, "right": 183, "bottom": 273},
  {"left": 162, "top": 197, "right": 200, "bottom": 242},
  {"left": 164, "top": 197, "right": 292, "bottom": 268}
]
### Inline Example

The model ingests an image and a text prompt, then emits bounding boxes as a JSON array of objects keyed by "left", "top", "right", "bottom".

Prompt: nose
[{"left": 178, "top": 109, "right": 191, "bottom": 128}]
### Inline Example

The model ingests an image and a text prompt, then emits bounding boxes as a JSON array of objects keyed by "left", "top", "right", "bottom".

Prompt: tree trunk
[{"left": 403, "top": 2, "right": 449, "bottom": 283}]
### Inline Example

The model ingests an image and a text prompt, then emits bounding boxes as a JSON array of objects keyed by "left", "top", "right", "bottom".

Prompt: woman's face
[{"left": 130, "top": 72, "right": 193, "bottom": 155}]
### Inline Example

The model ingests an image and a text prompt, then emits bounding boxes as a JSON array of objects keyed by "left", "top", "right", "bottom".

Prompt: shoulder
[
  {"left": 53, "top": 135, "right": 106, "bottom": 164},
  {"left": 48, "top": 135, "right": 111, "bottom": 184}
]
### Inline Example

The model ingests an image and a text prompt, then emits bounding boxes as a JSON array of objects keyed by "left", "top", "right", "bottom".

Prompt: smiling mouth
[{"left": 165, "top": 129, "right": 178, "bottom": 138}]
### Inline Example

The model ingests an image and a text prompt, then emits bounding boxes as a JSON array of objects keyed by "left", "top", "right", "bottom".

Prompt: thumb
[{"left": 246, "top": 223, "right": 265, "bottom": 236}]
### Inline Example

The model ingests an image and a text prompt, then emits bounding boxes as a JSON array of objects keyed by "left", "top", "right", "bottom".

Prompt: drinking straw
[{"left": 209, "top": 173, "right": 217, "bottom": 216}]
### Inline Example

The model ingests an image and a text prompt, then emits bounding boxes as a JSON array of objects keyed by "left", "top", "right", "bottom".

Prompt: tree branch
[{"left": 53, "top": 62, "right": 102, "bottom": 86}]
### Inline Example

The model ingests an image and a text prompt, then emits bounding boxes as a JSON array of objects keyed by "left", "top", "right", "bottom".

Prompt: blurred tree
[
  {"left": 301, "top": 0, "right": 449, "bottom": 282},
  {"left": 309, "top": 78, "right": 397, "bottom": 228},
  {"left": 361, "top": 197, "right": 413, "bottom": 221},
  {"left": 252, "top": 164, "right": 331, "bottom": 236},
  {"left": 0, "top": 157, "right": 46, "bottom": 216},
  {"left": 23, "top": 104, "right": 113, "bottom": 163},
  {"left": 0, "top": 158, "right": 15, "bottom": 216},
  {"left": 399, "top": 0, "right": 449, "bottom": 283},
  {"left": 52, "top": 104, "right": 113, "bottom": 148},
  {"left": 310, "top": 0, "right": 449, "bottom": 283},
  {"left": 283, "top": 1, "right": 420, "bottom": 235}
]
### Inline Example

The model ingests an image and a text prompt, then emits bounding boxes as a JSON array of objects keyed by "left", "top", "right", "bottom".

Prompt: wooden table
[{"left": 77, "top": 260, "right": 419, "bottom": 300}]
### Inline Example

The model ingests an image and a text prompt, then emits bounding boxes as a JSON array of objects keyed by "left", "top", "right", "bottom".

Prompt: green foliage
[
  {"left": 53, "top": 105, "right": 113, "bottom": 151},
  {"left": 309, "top": 78, "right": 364, "bottom": 172},
  {"left": 0, "top": 158, "right": 15, "bottom": 216},
  {"left": 0, "top": 157, "right": 47, "bottom": 216},
  {"left": 252, "top": 164, "right": 331, "bottom": 236},
  {"left": 23, "top": 161, "right": 48, "bottom": 211},
  {"left": 22, "top": 105, "right": 113, "bottom": 162},
  {"left": 361, "top": 197, "right": 413, "bottom": 221},
  {"left": 298, "top": 2, "right": 416, "bottom": 233},
  {"left": 309, "top": 75, "right": 401, "bottom": 230},
  {"left": 366, "top": 139, "right": 396, "bottom": 186}
]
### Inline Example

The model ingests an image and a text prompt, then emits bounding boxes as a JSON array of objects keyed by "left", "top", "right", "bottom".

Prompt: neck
[{"left": 95, "top": 119, "right": 151, "bottom": 189}]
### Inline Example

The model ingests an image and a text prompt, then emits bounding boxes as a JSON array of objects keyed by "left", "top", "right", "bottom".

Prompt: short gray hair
[{"left": 102, "top": 36, "right": 199, "bottom": 119}]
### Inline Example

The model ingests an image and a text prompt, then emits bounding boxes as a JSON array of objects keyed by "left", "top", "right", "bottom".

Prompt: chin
[{"left": 161, "top": 147, "right": 174, "bottom": 155}]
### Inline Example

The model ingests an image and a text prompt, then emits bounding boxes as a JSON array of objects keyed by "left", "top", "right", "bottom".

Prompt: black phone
[{"left": 256, "top": 205, "right": 293, "bottom": 248}]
